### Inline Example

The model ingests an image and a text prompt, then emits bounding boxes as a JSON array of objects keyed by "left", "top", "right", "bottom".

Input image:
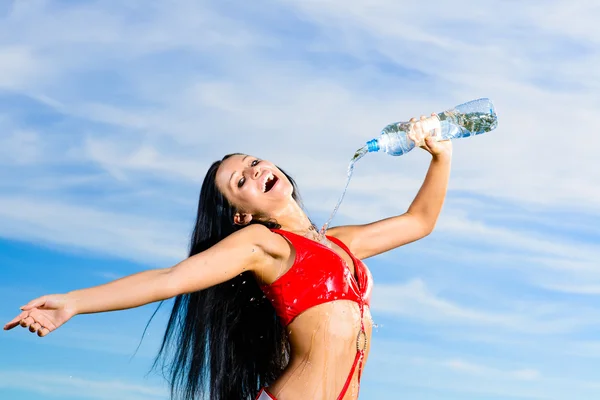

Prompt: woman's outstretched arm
[
  {"left": 3, "top": 224, "right": 280, "bottom": 337},
  {"left": 329, "top": 114, "right": 453, "bottom": 259}
]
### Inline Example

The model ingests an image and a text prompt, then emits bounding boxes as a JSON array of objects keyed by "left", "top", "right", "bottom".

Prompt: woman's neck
[
  {"left": 272, "top": 202, "right": 331, "bottom": 245},
  {"left": 268, "top": 201, "right": 312, "bottom": 231}
]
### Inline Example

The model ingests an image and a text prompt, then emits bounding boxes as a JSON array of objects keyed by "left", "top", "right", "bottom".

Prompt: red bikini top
[{"left": 260, "top": 229, "right": 373, "bottom": 326}]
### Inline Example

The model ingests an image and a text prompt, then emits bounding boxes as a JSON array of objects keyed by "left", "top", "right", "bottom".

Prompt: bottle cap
[{"left": 366, "top": 138, "right": 380, "bottom": 152}]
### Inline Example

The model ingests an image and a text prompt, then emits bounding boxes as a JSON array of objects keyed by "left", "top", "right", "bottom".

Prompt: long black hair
[{"left": 153, "top": 154, "right": 303, "bottom": 400}]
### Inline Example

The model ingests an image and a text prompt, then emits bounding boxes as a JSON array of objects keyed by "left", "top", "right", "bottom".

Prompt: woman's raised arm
[{"left": 328, "top": 115, "right": 453, "bottom": 260}]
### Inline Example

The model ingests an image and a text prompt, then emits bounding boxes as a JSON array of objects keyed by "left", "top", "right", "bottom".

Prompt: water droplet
[
  {"left": 242, "top": 281, "right": 246, "bottom": 284},
  {"left": 293, "top": 299, "right": 298, "bottom": 304},
  {"left": 250, "top": 297, "right": 255, "bottom": 302},
  {"left": 342, "top": 293, "right": 345, "bottom": 297}
]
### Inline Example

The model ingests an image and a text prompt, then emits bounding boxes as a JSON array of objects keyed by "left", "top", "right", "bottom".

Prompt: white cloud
[
  {"left": 0, "top": 196, "right": 188, "bottom": 265},
  {"left": 93, "top": 271, "right": 125, "bottom": 281},
  {"left": 0, "top": 370, "right": 166, "bottom": 400},
  {"left": 539, "top": 284, "right": 600, "bottom": 295},
  {"left": 371, "top": 278, "right": 600, "bottom": 334},
  {"left": 0, "top": 46, "right": 45, "bottom": 90},
  {"left": 440, "top": 359, "right": 541, "bottom": 381},
  {"left": 0, "top": 128, "right": 42, "bottom": 166},
  {"left": 367, "top": 339, "right": 599, "bottom": 399},
  {"left": 436, "top": 212, "right": 600, "bottom": 264},
  {"left": 561, "top": 340, "right": 600, "bottom": 359},
  {"left": 81, "top": 136, "right": 211, "bottom": 183}
]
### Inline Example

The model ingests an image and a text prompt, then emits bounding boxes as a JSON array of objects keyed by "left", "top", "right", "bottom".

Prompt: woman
[{"left": 4, "top": 115, "right": 452, "bottom": 400}]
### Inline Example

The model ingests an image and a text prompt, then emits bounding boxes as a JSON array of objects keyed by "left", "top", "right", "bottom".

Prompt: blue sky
[{"left": 1, "top": 0, "right": 600, "bottom": 399}]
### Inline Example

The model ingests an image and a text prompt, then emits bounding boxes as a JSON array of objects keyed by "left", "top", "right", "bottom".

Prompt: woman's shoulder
[
  {"left": 236, "top": 224, "right": 293, "bottom": 261},
  {"left": 235, "top": 225, "right": 295, "bottom": 284}
]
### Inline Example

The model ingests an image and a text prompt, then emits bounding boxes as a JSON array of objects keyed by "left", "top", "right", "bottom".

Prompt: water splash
[{"left": 318, "top": 145, "right": 369, "bottom": 240}]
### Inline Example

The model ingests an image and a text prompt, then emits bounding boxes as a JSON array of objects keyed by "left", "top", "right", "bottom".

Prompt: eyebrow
[{"left": 229, "top": 155, "right": 250, "bottom": 186}]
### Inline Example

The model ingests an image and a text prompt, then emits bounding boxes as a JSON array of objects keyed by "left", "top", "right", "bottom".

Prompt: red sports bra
[{"left": 260, "top": 229, "right": 373, "bottom": 326}]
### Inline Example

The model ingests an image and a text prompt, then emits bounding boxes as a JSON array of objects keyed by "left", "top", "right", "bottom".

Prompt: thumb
[
  {"left": 21, "top": 296, "right": 48, "bottom": 311},
  {"left": 424, "top": 136, "right": 436, "bottom": 148}
]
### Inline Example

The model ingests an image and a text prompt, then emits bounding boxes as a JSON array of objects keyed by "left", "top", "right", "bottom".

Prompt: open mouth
[{"left": 263, "top": 174, "right": 278, "bottom": 193}]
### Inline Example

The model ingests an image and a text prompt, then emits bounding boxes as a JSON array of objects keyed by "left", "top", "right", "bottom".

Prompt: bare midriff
[{"left": 267, "top": 300, "right": 373, "bottom": 400}]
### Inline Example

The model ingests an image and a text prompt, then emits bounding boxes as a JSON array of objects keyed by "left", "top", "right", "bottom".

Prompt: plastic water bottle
[
  {"left": 321, "top": 98, "right": 498, "bottom": 238},
  {"left": 365, "top": 98, "right": 498, "bottom": 156}
]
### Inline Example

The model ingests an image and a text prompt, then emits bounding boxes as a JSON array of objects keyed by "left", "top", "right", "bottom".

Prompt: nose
[{"left": 250, "top": 165, "right": 261, "bottom": 179}]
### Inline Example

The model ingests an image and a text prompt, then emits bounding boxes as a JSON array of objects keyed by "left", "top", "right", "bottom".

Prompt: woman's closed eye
[{"left": 237, "top": 160, "right": 261, "bottom": 188}]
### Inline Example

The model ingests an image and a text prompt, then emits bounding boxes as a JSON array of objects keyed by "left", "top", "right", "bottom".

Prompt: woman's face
[{"left": 215, "top": 154, "right": 294, "bottom": 225}]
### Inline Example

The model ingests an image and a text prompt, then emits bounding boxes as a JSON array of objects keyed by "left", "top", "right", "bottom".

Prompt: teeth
[
  {"left": 263, "top": 173, "right": 273, "bottom": 192},
  {"left": 263, "top": 174, "right": 274, "bottom": 193}
]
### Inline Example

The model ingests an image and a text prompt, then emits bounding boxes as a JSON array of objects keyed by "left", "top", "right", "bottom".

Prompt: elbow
[
  {"left": 406, "top": 210, "right": 438, "bottom": 238},
  {"left": 415, "top": 217, "right": 436, "bottom": 239},
  {"left": 425, "top": 222, "right": 437, "bottom": 236},
  {"left": 412, "top": 218, "right": 436, "bottom": 240},
  {"left": 418, "top": 226, "right": 434, "bottom": 241}
]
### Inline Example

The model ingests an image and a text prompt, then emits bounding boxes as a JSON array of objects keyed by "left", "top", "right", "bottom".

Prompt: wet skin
[{"left": 216, "top": 155, "right": 372, "bottom": 399}]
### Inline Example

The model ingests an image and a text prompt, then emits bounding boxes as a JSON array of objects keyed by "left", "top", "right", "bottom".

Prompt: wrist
[
  {"left": 65, "top": 291, "right": 83, "bottom": 315},
  {"left": 432, "top": 152, "right": 452, "bottom": 163}
]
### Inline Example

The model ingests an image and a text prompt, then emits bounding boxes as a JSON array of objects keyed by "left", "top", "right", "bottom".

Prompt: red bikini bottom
[{"left": 256, "top": 388, "right": 276, "bottom": 399}]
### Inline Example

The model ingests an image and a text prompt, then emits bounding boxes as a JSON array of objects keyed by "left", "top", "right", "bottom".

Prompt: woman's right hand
[{"left": 3, "top": 294, "right": 77, "bottom": 337}]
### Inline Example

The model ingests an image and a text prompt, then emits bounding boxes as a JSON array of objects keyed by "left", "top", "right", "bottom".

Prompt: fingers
[
  {"left": 20, "top": 316, "right": 35, "bottom": 329},
  {"left": 4, "top": 309, "right": 54, "bottom": 337},
  {"left": 29, "top": 322, "right": 50, "bottom": 337},
  {"left": 28, "top": 311, "right": 54, "bottom": 332},
  {"left": 407, "top": 113, "right": 443, "bottom": 152},
  {"left": 411, "top": 115, "right": 430, "bottom": 133},
  {"left": 21, "top": 296, "right": 47, "bottom": 311},
  {"left": 30, "top": 321, "right": 41, "bottom": 333},
  {"left": 28, "top": 322, "right": 49, "bottom": 337},
  {"left": 408, "top": 115, "right": 430, "bottom": 147},
  {"left": 3, "top": 311, "right": 27, "bottom": 330},
  {"left": 431, "top": 113, "right": 441, "bottom": 137}
]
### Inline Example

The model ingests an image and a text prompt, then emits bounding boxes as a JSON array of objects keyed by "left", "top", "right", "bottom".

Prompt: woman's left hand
[{"left": 408, "top": 114, "right": 453, "bottom": 159}]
